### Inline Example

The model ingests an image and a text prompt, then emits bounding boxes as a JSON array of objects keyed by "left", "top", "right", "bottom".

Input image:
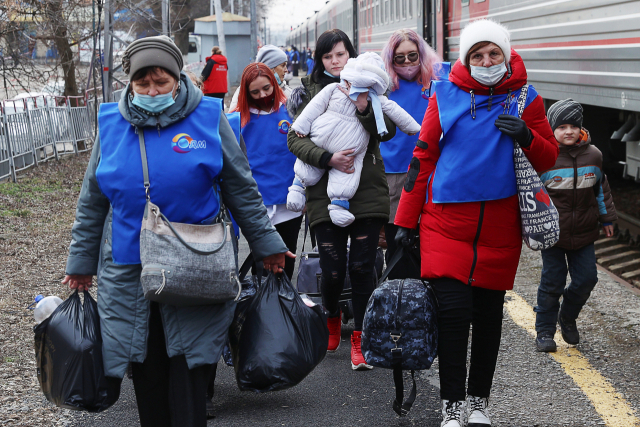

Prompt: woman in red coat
[
  {"left": 394, "top": 19, "right": 558, "bottom": 427},
  {"left": 201, "top": 46, "right": 228, "bottom": 99}
]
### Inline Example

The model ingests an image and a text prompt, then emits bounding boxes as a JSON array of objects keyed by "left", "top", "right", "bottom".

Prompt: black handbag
[{"left": 361, "top": 247, "right": 438, "bottom": 416}]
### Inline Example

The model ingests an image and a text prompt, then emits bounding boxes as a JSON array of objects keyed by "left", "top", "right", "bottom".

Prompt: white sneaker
[
  {"left": 466, "top": 395, "right": 491, "bottom": 426},
  {"left": 441, "top": 399, "right": 465, "bottom": 427}
]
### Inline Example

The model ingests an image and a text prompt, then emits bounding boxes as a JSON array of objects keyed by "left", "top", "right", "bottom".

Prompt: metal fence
[{"left": 0, "top": 94, "right": 99, "bottom": 182}]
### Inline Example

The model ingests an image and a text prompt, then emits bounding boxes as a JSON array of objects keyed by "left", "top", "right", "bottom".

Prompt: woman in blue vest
[
  {"left": 230, "top": 62, "right": 302, "bottom": 278},
  {"left": 394, "top": 20, "right": 558, "bottom": 426},
  {"left": 61, "top": 36, "right": 291, "bottom": 427},
  {"left": 380, "top": 28, "right": 447, "bottom": 279}
]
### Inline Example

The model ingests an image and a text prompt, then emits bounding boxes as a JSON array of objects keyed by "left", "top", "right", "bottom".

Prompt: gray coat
[{"left": 65, "top": 73, "right": 287, "bottom": 378}]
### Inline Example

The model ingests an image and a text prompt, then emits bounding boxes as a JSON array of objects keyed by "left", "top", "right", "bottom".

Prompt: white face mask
[{"left": 470, "top": 61, "right": 507, "bottom": 87}]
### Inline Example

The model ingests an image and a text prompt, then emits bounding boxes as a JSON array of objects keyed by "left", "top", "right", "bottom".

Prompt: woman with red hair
[{"left": 231, "top": 62, "right": 302, "bottom": 278}]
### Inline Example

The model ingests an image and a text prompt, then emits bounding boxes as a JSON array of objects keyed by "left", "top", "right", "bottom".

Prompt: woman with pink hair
[{"left": 380, "top": 29, "right": 449, "bottom": 277}]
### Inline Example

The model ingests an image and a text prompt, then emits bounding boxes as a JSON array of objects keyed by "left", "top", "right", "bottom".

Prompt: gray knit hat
[
  {"left": 256, "top": 45, "right": 288, "bottom": 69},
  {"left": 547, "top": 98, "right": 583, "bottom": 131},
  {"left": 122, "top": 35, "right": 183, "bottom": 80}
]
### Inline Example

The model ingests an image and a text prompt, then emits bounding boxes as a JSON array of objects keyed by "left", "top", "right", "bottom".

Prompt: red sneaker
[
  {"left": 350, "top": 331, "right": 373, "bottom": 370},
  {"left": 327, "top": 311, "right": 342, "bottom": 352}
]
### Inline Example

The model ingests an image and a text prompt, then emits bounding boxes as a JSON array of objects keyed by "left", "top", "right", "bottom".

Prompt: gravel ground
[
  {"left": 2, "top": 144, "right": 640, "bottom": 427},
  {"left": 0, "top": 153, "right": 92, "bottom": 427}
]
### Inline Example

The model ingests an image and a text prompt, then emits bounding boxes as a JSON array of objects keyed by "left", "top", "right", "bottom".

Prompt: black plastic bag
[
  {"left": 229, "top": 271, "right": 329, "bottom": 392},
  {"left": 34, "top": 290, "right": 120, "bottom": 412}
]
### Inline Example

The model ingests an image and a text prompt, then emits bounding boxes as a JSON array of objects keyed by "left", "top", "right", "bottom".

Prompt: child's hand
[
  {"left": 295, "top": 131, "right": 307, "bottom": 138},
  {"left": 603, "top": 224, "right": 614, "bottom": 237}
]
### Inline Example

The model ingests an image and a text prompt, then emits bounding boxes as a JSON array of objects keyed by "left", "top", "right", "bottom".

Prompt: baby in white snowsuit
[{"left": 287, "top": 52, "right": 421, "bottom": 227}]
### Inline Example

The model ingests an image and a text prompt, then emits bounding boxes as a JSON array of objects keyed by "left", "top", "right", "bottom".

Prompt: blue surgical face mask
[
  {"left": 132, "top": 83, "right": 177, "bottom": 113},
  {"left": 470, "top": 61, "right": 507, "bottom": 87},
  {"left": 274, "top": 72, "right": 282, "bottom": 85}
]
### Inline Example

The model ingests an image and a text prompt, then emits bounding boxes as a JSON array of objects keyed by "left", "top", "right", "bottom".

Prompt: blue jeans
[{"left": 534, "top": 243, "right": 598, "bottom": 334}]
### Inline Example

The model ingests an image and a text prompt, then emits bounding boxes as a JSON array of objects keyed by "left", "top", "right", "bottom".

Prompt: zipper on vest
[
  {"left": 487, "top": 88, "right": 494, "bottom": 111},
  {"left": 468, "top": 201, "right": 486, "bottom": 285},
  {"left": 156, "top": 124, "right": 161, "bottom": 137},
  {"left": 470, "top": 90, "right": 476, "bottom": 120},
  {"left": 371, "top": 153, "right": 376, "bottom": 165}
]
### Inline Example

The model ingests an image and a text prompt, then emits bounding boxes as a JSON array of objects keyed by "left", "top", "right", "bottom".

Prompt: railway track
[{"left": 596, "top": 211, "right": 640, "bottom": 288}]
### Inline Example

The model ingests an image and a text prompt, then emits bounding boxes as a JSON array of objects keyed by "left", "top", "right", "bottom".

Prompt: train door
[
  {"left": 429, "top": 0, "right": 447, "bottom": 60},
  {"left": 353, "top": 0, "right": 359, "bottom": 52}
]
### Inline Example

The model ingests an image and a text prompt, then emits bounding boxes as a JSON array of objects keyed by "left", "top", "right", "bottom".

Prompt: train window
[
  {"left": 385, "top": 0, "right": 389, "bottom": 22},
  {"left": 402, "top": 0, "right": 406, "bottom": 19},
  {"left": 408, "top": 0, "right": 412, "bottom": 18},
  {"left": 461, "top": 0, "right": 469, "bottom": 5},
  {"left": 396, "top": 0, "right": 400, "bottom": 20}
]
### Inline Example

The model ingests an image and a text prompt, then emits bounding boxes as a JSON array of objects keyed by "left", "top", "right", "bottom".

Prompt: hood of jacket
[
  {"left": 560, "top": 128, "right": 591, "bottom": 155},
  {"left": 206, "top": 54, "right": 227, "bottom": 65},
  {"left": 449, "top": 49, "right": 527, "bottom": 95},
  {"left": 119, "top": 71, "right": 203, "bottom": 129}
]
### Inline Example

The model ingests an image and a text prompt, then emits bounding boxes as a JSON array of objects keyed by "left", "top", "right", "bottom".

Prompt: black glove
[
  {"left": 495, "top": 114, "right": 533, "bottom": 148},
  {"left": 394, "top": 226, "right": 416, "bottom": 248}
]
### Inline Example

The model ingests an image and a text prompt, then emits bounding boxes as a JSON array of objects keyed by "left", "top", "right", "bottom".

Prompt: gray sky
[{"left": 264, "top": 0, "right": 328, "bottom": 45}]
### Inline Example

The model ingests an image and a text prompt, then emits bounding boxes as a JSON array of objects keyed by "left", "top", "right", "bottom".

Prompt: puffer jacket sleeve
[
  {"left": 291, "top": 83, "right": 335, "bottom": 135},
  {"left": 596, "top": 173, "right": 617, "bottom": 223},
  {"left": 379, "top": 97, "right": 421, "bottom": 135},
  {"left": 217, "top": 113, "right": 288, "bottom": 259},
  {"left": 521, "top": 94, "right": 559, "bottom": 172},
  {"left": 65, "top": 136, "right": 111, "bottom": 276},
  {"left": 356, "top": 100, "right": 397, "bottom": 142},
  {"left": 394, "top": 94, "right": 442, "bottom": 229}
]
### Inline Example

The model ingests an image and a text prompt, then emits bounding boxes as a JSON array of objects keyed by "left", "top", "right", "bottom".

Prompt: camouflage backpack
[{"left": 361, "top": 248, "right": 438, "bottom": 416}]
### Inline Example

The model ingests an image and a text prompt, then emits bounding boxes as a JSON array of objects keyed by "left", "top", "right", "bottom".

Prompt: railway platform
[{"left": 67, "top": 236, "right": 640, "bottom": 427}]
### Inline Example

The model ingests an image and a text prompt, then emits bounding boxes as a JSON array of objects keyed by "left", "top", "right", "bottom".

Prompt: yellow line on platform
[{"left": 504, "top": 290, "right": 640, "bottom": 427}]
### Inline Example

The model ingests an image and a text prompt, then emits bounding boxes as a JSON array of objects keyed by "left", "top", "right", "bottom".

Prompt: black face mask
[{"left": 252, "top": 92, "right": 276, "bottom": 111}]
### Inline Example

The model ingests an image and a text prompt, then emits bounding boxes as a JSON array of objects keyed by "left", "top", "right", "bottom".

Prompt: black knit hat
[{"left": 547, "top": 98, "right": 583, "bottom": 131}]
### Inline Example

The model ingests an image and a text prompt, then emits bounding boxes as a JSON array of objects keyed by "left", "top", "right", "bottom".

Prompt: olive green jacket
[{"left": 287, "top": 75, "right": 395, "bottom": 228}]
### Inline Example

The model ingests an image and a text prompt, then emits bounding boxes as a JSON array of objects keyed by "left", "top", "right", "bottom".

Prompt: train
[{"left": 286, "top": 0, "right": 640, "bottom": 179}]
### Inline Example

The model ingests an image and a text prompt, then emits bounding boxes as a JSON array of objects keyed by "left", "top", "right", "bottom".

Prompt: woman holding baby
[{"left": 287, "top": 29, "right": 399, "bottom": 370}]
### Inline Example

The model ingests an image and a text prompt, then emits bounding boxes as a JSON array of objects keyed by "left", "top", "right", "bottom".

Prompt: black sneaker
[
  {"left": 536, "top": 331, "right": 557, "bottom": 352},
  {"left": 558, "top": 313, "right": 579, "bottom": 345}
]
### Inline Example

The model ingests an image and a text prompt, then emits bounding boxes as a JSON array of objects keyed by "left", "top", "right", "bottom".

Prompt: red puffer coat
[
  {"left": 394, "top": 50, "right": 559, "bottom": 291},
  {"left": 202, "top": 54, "right": 228, "bottom": 94}
]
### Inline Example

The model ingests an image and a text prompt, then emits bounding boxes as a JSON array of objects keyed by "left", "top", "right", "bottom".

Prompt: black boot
[
  {"left": 536, "top": 331, "right": 557, "bottom": 352},
  {"left": 558, "top": 313, "right": 579, "bottom": 345}
]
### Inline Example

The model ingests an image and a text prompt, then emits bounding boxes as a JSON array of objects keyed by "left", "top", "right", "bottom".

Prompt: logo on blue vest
[
  {"left": 172, "top": 133, "right": 206, "bottom": 153},
  {"left": 421, "top": 87, "right": 429, "bottom": 100},
  {"left": 499, "top": 93, "right": 517, "bottom": 110},
  {"left": 278, "top": 120, "right": 291, "bottom": 134}
]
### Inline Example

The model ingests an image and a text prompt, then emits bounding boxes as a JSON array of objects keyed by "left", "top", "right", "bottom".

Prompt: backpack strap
[
  {"left": 516, "top": 85, "right": 529, "bottom": 119},
  {"left": 391, "top": 279, "right": 417, "bottom": 416}
]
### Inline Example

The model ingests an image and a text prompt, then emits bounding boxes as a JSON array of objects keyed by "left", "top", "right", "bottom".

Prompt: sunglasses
[{"left": 394, "top": 52, "right": 419, "bottom": 65}]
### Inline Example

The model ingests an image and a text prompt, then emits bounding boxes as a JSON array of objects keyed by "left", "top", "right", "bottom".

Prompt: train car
[{"left": 287, "top": 0, "right": 640, "bottom": 179}]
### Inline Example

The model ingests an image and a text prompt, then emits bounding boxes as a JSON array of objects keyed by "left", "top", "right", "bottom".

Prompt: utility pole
[
  {"left": 102, "top": 0, "right": 114, "bottom": 102},
  {"left": 162, "top": 0, "right": 170, "bottom": 36},
  {"left": 250, "top": 0, "right": 257, "bottom": 59},
  {"left": 213, "top": 0, "right": 226, "bottom": 56},
  {"left": 262, "top": 17, "right": 267, "bottom": 45}
]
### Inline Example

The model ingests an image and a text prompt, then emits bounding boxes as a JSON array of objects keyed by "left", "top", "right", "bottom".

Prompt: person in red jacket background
[
  {"left": 201, "top": 46, "right": 228, "bottom": 99},
  {"left": 393, "top": 19, "right": 558, "bottom": 427}
]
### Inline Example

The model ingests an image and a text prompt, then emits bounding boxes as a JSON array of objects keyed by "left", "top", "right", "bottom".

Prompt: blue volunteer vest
[
  {"left": 96, "top": 97, "right": 223, "bottom": 264},
  {"left": 382, "top": 62, "right": 451, "bottom": 173},
  {"left": 226, "top": 112, "right": 241, "bottom": 143},
  {"left": 431, "top": 80, "right": 537, "bottom": 203},
  {"left": 240, "top": 105, "right": 295, "bottom": 205}
]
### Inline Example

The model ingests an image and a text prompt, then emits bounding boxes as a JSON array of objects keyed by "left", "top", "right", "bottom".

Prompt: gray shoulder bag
[
  {"left": 137, "top": 129, "right": 241, "bottom": 306},
  {"left": 513, "top": 85, "right": 560, "bottom": 250}
]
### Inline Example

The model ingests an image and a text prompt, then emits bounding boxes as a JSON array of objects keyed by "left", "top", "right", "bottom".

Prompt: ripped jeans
[{"left": 313, "top": 218, "right": 385, "bottom": 331}]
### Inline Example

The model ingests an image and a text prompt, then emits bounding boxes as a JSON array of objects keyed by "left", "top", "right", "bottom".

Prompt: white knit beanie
[{"left": 459, "top": 19, "right": 511, "bottom": 66}]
